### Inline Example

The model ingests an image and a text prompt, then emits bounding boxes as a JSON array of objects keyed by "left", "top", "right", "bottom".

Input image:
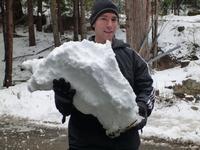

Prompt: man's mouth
[{"left": 104, "top": 31, "right": 113, "bottom": 34}]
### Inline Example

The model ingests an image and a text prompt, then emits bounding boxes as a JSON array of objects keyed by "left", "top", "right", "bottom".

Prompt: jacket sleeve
[{"left": 132, "top": 51, "right": 155, "bottom": 116}]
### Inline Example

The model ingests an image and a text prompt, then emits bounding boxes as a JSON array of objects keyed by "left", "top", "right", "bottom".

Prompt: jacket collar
[{"left": 88, "top": 35, "right": 130, "bottom": 50}]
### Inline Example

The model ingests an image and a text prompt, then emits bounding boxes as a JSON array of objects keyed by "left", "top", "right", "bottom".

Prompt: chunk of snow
[{"left": 22, "top": 40, "right": 141, "bottom": 137}]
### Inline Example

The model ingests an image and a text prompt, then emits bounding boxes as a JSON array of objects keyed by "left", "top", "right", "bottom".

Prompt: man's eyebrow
[
  {"left": 100, "top": 14, "right": 118, "bottom": 18},
  {"left": 112, "top": 16, "right": 118, "bottom": 19}
]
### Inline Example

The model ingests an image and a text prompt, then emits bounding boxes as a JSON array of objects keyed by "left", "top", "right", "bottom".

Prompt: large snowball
[{"left": 22, "top": 40, "right": 142, "bottom": 137}]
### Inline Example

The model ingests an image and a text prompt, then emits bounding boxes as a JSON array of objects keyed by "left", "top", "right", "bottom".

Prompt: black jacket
[{"left": 67, "top": 38, "right": 155, "bottom": 149}]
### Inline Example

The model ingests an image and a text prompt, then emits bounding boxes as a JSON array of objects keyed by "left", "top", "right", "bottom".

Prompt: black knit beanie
[{"left": 90, "top": 0, "right": 119, "bottom": 27}]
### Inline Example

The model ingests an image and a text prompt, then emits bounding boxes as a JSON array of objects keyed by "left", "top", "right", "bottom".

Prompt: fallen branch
[
  {"left": 148, "top": 45, "right": 181, "bottom": 64},
  {"left": 12, "top": 37, "right": 71, "bottom": 60}
]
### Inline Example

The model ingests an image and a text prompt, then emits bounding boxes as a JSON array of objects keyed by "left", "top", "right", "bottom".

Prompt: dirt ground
[{"left": 0, "top": 115, "right": 199, "bottom": 150}]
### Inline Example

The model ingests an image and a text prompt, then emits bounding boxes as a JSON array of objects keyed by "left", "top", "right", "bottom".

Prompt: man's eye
[{"left": 112, "top": 18, "right": 117, "bottom": 22}]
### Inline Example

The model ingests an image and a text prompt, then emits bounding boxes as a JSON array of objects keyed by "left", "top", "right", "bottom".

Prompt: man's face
[{"left": 93, "top": 12, "right": 118, "bottom": 43}]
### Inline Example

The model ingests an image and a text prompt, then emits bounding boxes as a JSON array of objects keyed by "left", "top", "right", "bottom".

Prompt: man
[{"left": 53, "top": 0, "right": 155, "bottom": 149}]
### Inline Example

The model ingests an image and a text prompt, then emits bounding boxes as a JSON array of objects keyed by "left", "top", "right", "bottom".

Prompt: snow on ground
[
  {"left": 146, "top": 61, "right": 200, "bottom": 144},
  {"left": 145, "top": 100, "right": 200, "bottom": 144},
  {"left": 0, "top": 83, "right": 59, "bottom": 123},
  {"left": 0, "top": 15, "right": 200, "bottom": 145},
  {"left": 158, "top": 14, "right": 200, "bottom": 59},
  {"left": 153, "top": 60, "right": 200, "bottom": 97}
]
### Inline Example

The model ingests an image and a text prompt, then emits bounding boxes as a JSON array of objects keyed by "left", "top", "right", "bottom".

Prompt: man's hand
[
  {"left": 136, "top": 101, "right": 148, "bottom": 130},
  {"left": 53, "top": 78, "right": 76, "bottom": 123}
]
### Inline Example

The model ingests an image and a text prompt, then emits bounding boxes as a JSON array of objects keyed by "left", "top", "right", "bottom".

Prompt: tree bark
[
  {"left": 28, "top": 0, "right": 36, "bottom": 46},
  {"left": 80, "top": 0, "right": 86, "bottom": 40},
  {"left": 50, "top": 0, "right": 60, "bottom": 47},
  {"left": 3, "top": 0, "right": 14, "bottom": 87},
  {"left": 56, "top": 0, "right": 64, "bottom": 35},
  {"left": 125, "top": 0, "right": 150, "bottom": 60},
  {"left": 37, "top": 0, "right": 43, "bottom": 31},
  {"left": 1, "top": 0, "right": 7, "bottom": 55},
  {"left": 13, "top": 0, "right": 23, "bottom": 32},
  {"left": 151, "top": 0, "right": 159, "bottom": 68},
  {"left": 73, "top": 0, "right": 79, "bottom": 41}
]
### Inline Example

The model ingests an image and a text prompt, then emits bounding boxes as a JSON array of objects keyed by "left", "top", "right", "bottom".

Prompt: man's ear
[{"left": 92, "top": 23, "right": 95, "bottom": 30}]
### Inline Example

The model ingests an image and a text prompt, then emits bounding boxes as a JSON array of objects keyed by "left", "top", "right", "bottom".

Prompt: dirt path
[
  {"left": 0, "top": 115, "right": 199, "bottom": 150},
  {"left": 0, "top": 115, "right": 67, "bottom": 150}
]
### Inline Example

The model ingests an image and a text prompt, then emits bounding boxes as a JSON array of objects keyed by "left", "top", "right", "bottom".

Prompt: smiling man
[
  {"left": 90, "top": 0, "right": 119, "bottom": 43},
  {"left": 53, "top": 0, "right": 155, "bottom": 150},
  {"left": 93, "top": 12, "right": 118, "bottom": 43}
]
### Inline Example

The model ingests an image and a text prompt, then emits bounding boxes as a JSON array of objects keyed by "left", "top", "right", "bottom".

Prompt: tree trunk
[
  {"left": 125, "top": 0, "right": 151, "bottom": 60},
  {"left": 1, "top": 0, "right": 7, "bottom": 54},
  {"left": 173, "top": 0, "right": 178, "bottom": 15},
  {"left": 56, "top": 0, "right": 64, "bottom": 35},
  {"left": 80, "top": 0, "right": 86, "bottom": 40},
  {"left": 73, "top": 0, "right": 79, "bottom": 41},
  {"left": 37, "top": 0, "right": 43, "bottom": 31},
  {"left": 50, "top": 0, "right": 60, "bottom": 47},
  {"left": 13, "top": 0, "right": 23, "bottom": 32},
  {"left": 28, "top": 0, "right": 36, "bottom": 46},
  {"left": 13, "top": 0, "right": 23, "bottom": 20},
  {"left": 193, "top": 0, "right": 197, "bottom": 7},
  {"left": 151, "top": 0, "right": 159, "bottom": 68},
  {"left": 3, "top": 0, "right": 13, "bottom": 87}
]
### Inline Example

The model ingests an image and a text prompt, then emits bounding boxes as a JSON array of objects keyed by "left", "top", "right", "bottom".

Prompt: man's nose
[{"left": 106, "top": 19, "right": 113, "bottom": 27}]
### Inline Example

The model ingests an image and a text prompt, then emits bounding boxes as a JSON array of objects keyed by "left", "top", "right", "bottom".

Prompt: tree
[
  {"left": 151, "top": 0, "right": 159, "bottom": 68},
  {"left": 36, "top": 0, "right": 43, "bottom": 31},
  {"left": 56, "top": 0, "right": 64, "bottom": 35},
  {"left": 125, "top": 0, "right": 151, "bottom": 60},
  {"left": 13, "top": 0, "right": 24, "bottom": 32},
  {"left": 173, "top": 0, "right": 182, "bottom": 15},
  {"left": 80, "top": 0, "right": 86, "bottom": 40},
  {"left": 73, "top": 0, "right": 79, "bottom": 41},
  {"left": 1, "top": 0, "right": 7, "bottom": 52},
  {"left": 50, "top": 0, "right": 60, "bottom": 47},
  {"left": 28, "top": 0, "right": 36, "bottom": 46},
  {"left": 3, "top": 0, "right": 14, "bottom": 87}
]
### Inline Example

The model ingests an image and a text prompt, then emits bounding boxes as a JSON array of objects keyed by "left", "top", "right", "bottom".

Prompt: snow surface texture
[{"left": 22, "top": 39, "right": 141, "bottom": 137}]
